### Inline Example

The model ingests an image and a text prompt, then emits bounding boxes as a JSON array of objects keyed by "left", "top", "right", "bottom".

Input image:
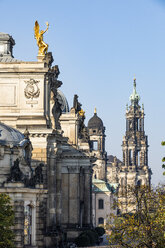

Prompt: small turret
[
  {"left": 0, "top": 32, "right": 15, "bottom": 58},
  {"left": 88, "top": 108, "right": 107, "bottom": 181}
]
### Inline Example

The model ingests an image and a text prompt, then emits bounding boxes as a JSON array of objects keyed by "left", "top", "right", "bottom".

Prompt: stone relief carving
[{"left": 24, "top": 79, "right": 40, "bottom": 100}]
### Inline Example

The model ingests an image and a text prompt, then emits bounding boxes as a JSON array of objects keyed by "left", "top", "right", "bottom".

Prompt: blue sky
[{"left": 0, "top": 0, "right": 165, "bottom": 185}]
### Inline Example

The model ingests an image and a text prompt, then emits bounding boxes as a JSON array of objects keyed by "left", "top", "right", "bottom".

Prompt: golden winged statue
[{"left": 34, "top": 21, "right": 49, "bottom": 56}]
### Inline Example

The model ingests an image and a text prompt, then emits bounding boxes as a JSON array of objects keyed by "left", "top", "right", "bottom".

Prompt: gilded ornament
[
  {"left": 79, "top": 108, "right": 85, "bottom": 117},
  {"left": 34, "top": 21, "right": 49, "bottom": 56}
]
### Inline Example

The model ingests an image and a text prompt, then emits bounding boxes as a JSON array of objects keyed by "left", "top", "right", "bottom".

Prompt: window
[
  {"left": 137, "top": 151, "right": 140, "bottom": 166},
  {"left": 24, "top": 205, "right": 32, "bottom": 245},
  {"left": 98, "top": 199, "right": 104, "bottom": 209},
  {"left": 129, "top": 149, "right": 132, "bottom": 165},
  {"left": 98, "top": 217, "right": 104, "bottom": 225},
  {"left": 93, "top": 141, "right": 98, "bottom": 150},
  {"left": 24, "top": 201, "right": 36, "bottom": 246}
]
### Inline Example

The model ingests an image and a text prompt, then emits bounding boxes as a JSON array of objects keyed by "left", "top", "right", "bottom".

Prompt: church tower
[
  {"left": 88, "top": 108, "right": 107, "bottom": 181},
  {"left": 121, "top": 79, "right": 151, "bottom": 198}
]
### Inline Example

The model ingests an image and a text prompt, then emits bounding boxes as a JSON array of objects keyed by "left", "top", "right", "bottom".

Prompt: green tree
[
  {"left": 106, "top": 185, "right": 165, "bottom": 248},
  {"left": 0, "top": 193, "right": 15, "bottom": 248},
  {"left": 161, "top": 141, "right": 165, "bottom": 175}
]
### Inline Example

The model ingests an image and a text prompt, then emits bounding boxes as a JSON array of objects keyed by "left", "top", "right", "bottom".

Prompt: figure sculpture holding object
[{"left": 34, "top": 21, "right": 49, "bottom": 56}]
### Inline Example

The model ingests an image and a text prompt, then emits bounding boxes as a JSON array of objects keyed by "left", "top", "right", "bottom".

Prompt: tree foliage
[
  {"left": 75, "top": 229, "right": 99, "bottom": 247},
  {"left": 0, "top": 193, "right": 15, "bottom": 248},
  {"left": 161, "top": 141, "right": 165, "bottom": 175},
  {"left": 106, "top": 185, "right": 165, "bottom": 248},
  {"left": 95, "top": 226, "right": 105, "bottom": 236}
]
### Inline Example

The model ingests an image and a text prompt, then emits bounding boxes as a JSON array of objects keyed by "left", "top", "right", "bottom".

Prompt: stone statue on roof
[{"left": 73, "top": 94, "right": 82, "bottom": 113}]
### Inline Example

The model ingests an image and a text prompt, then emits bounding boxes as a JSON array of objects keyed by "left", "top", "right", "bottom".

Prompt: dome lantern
[{"left": 88, "top": 108, "right": 104, "bottom": 131}]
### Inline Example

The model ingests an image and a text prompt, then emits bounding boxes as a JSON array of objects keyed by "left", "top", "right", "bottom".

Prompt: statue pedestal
[
  {"left": 4, "top": 182, "right": 24, "bottom": 188},
  {"left": 37, "top": 53, "right": 53, "bottom": 67},
  {"left": 37, "top": 55, "right": 45, "bottom": 62},
  {"left": 35, "top": 184, "right": 44, "bottom": 189}
]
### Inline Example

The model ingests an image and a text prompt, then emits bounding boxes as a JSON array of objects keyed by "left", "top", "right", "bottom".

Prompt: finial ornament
[
  {"left": 24, "top": 126, "right": 30, "bottom": 139},
  {"left": 94, "top": 107, "right": 97, "bottom": 114},
  {"left": 134, "top": 78, "right": 136, "bottom": 88},
  {"left": 129, "top": 77, "right": 140, "bottom": 104},
  {"left": 34, "top": 21, "right": 49, "bottom": 56}
]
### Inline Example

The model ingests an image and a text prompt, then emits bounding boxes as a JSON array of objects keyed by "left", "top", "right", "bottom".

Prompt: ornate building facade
[
  {"left": 0, "top": 31, "right": 94, "bottom": 248},
  {"left": 0, "top": 26, "right": 152, "bottom": 247}
]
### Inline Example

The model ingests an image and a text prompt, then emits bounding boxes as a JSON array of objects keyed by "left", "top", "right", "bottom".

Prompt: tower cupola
[{"left": 88, "top": 108, "right": 104, "bottom": 131}]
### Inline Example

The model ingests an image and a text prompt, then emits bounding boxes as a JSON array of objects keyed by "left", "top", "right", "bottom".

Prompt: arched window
[
  {"left": 24, "top": 201, "right": 36, "bottom": 246},
  {"left": 24, "top": 205, "right": 32, "bottom": 245},
  {"left": 98, "top": 199, "right": 104, "bottom": 209},
  {"left": 98, "top": 217, "right": 104, "bottom": 225}
]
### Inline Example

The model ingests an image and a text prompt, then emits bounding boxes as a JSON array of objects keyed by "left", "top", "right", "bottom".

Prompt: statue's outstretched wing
[{"left": 34, "top": 21, "right": 40, "bottom": 40}]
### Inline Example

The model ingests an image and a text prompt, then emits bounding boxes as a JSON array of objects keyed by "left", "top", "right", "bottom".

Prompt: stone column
[
  {"left": 47, "top": 151, "right": 56, "bottom": 230},
  {"left": 14, "top": 200, "right": 24, "bottom": 248},
  {"left": 123, "top": 150, "right": 125, "bottom": 165},
  {"left": 79, "top": 167, "right": 84, "bottom": 228},
  {"left": 56, "top": 158, "right": 62, "bottom": 227},
  {"left": 83, "top": 167, "right": 92, "bottom": 227},
  {"left": 132, "top": 149, "right": 136, "bottom": 166}
]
